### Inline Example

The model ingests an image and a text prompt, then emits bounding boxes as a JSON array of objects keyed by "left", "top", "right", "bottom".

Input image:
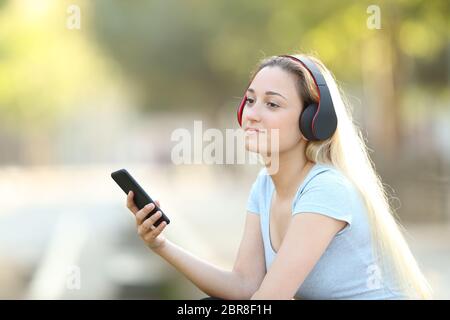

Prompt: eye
[
  {"left": 245, "top": 97, "right": 255, "bottom": 105},
  {"left": 267, "top": 102, "right": 279, "bottom": 108}
]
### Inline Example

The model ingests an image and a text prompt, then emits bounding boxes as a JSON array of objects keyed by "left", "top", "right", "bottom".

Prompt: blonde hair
[{"left": 253, "top": 54, "right": 432, "bottom": 299}]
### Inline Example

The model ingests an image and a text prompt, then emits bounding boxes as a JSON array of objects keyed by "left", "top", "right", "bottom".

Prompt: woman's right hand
[{"left": 126, "top": 191, "right": 168, "bottom": 250}]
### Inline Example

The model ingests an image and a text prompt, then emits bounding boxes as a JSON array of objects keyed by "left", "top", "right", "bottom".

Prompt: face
[{"left": 243, "top": 66, "right": 305, "bottom": 155}]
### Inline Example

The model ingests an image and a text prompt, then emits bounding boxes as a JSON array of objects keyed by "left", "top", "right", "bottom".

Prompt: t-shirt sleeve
[
  {"left": 292, "top": 170, "right": 354, "bottom": 235},
  {"left": 246, "top": 170, "right": 264, "bottom": 215}
]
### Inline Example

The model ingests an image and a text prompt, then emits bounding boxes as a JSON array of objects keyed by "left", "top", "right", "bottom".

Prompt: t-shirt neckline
[{"left": 266, "top": 162, "right": 324, "bottom": 254}]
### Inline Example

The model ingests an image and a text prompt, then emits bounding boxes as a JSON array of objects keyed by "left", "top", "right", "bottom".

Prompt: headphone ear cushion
[
  {"left": 299, "top": 104, "right": 317, "bottom": 141},
  {"left": 237, "top": 96, "right": 246, "bottom": 127}
]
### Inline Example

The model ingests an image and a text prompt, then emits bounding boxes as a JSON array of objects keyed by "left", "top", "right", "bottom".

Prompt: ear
[{"left": 299, "top": 132, "right": 309, "bottom": 142}]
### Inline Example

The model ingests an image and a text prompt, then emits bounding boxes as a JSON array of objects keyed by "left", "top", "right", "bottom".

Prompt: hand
[{"left": 126, "top": 191, "right": 168, "bottom": 250}]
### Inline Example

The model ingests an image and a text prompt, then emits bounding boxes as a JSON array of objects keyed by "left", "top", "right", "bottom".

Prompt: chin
[
  {"left": 245, "top": 143, "right": 271, "bottom": 155},
  {"left": 244, "top": 142, "right": 258, "bottom": 153}
]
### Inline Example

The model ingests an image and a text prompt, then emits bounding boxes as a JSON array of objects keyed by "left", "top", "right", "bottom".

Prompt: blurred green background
[{"left": 0, "top": 0, "right": 449, "bottom": 299}]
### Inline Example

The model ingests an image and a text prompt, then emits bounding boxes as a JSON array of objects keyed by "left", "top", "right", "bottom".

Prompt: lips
[{"left": 245, "top": 128, "right": 263, "bottom": 137}]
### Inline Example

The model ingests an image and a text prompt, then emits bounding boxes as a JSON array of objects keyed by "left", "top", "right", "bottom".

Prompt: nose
[{"left": 242, "top": 99, "right": 261, "bottom": 125}]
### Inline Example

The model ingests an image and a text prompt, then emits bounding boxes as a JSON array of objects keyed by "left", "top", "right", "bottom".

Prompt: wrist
[{"left": 148, "top": 239, "right": 168, "bottom": 253}]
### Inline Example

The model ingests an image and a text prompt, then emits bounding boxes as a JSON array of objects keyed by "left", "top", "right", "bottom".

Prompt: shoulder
[
  {"left": 247, "top": 167, "right": 271, "bottom": 215},
  {"left": 251, "top": 167, "right": 270, "bottom": 187},
  {"left": 292, "top": 163, "right": 358, "bottom": 234},
  {"left": 299, "top": 163, "right": 355, "bottom": 196}
]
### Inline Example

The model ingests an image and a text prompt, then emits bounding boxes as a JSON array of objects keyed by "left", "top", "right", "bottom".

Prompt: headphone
[{"left": 236, "top": 55, "right": 338, "bottom": 141}]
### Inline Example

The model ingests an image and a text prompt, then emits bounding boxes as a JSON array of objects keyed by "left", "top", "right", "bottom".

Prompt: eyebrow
[{"left": 247, "top": 88, "right": 287, "bottom": 101}]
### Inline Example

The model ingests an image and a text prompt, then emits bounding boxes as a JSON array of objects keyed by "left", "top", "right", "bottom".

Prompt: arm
[
  {"left": 127, "top": 192, "right": 247, "bottom": 300},
  {"left": 152, "top": 212, "right": 266, "bottom": 300},
  {"left": 250, "top": 213, "right": 346, "bottom": 300},
  {"left": 231, "top": 212, "right": 266, "bottom": 299},
  {"left": 152, "top": 240, "right": 245, "bottom": 300}
]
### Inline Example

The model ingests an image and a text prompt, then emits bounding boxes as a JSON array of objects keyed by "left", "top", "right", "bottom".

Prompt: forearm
[{"left": 152, "top": 240, "right": 250, "bottom": 300}]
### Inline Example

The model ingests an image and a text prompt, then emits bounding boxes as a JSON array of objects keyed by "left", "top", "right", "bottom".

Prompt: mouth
[{"left": 245, "top": 128, "right": 260, "bottom": 136}]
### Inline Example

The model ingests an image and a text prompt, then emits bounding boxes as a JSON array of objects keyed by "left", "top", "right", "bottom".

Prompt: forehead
[{"left": 249, "top": 66, "right": 298, "bottom": 97}]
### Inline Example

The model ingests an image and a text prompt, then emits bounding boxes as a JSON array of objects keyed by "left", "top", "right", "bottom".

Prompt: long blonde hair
[{"left": 253, "top": 54, "right": 432, "bottom": 299}]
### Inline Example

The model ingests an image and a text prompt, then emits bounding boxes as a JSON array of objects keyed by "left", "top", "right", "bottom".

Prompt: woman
[{"left": 126, "top": 54, "right": 432, "bottom": 300}]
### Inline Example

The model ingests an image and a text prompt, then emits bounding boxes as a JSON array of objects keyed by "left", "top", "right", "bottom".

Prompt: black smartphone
[{"left": 111, "top": 168, "right": 170, "bottom": 227}]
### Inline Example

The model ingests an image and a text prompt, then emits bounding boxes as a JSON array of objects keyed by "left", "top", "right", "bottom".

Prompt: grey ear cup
[{"left": 299, "top": 103, "right": 318, "bottom": 141}]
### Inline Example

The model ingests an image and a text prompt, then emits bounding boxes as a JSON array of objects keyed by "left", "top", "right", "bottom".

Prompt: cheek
[
  {"left": 269, "top": 112, "right": 302, "bottom": 147},
  {"left": 244, "top": 108, "right": 302, "bottom": 153}
]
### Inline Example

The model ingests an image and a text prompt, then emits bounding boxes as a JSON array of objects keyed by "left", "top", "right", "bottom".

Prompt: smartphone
[{"left": 111, "top": 168, "right": 170, "bottom": 227}]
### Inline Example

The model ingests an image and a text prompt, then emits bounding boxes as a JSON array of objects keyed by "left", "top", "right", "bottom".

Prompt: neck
[{"left": 265, "top": 141, "right": 314, "bottom": 199}]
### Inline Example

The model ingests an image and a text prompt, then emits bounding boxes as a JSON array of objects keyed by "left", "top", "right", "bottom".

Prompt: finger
[
  {"left": 154, "top": 200, "right": 160, "bottom": 208},
  {"left": 135, "top": 203, "right": 156, "bottom": 225},
  {"left": 127, "top": 191, "right": 139, "bottom": 214},
  {"left": 138, "top": 212, "right": 162, "bottom": 236},
  {"left": 144, "top": 221, "right": 167, "bottom": 242},
  {"left": 138, "top": 221, "right": 153, "bottom": 237},
  {"left": 140, "top": 210, "right": 162, "bottom": 230}
]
